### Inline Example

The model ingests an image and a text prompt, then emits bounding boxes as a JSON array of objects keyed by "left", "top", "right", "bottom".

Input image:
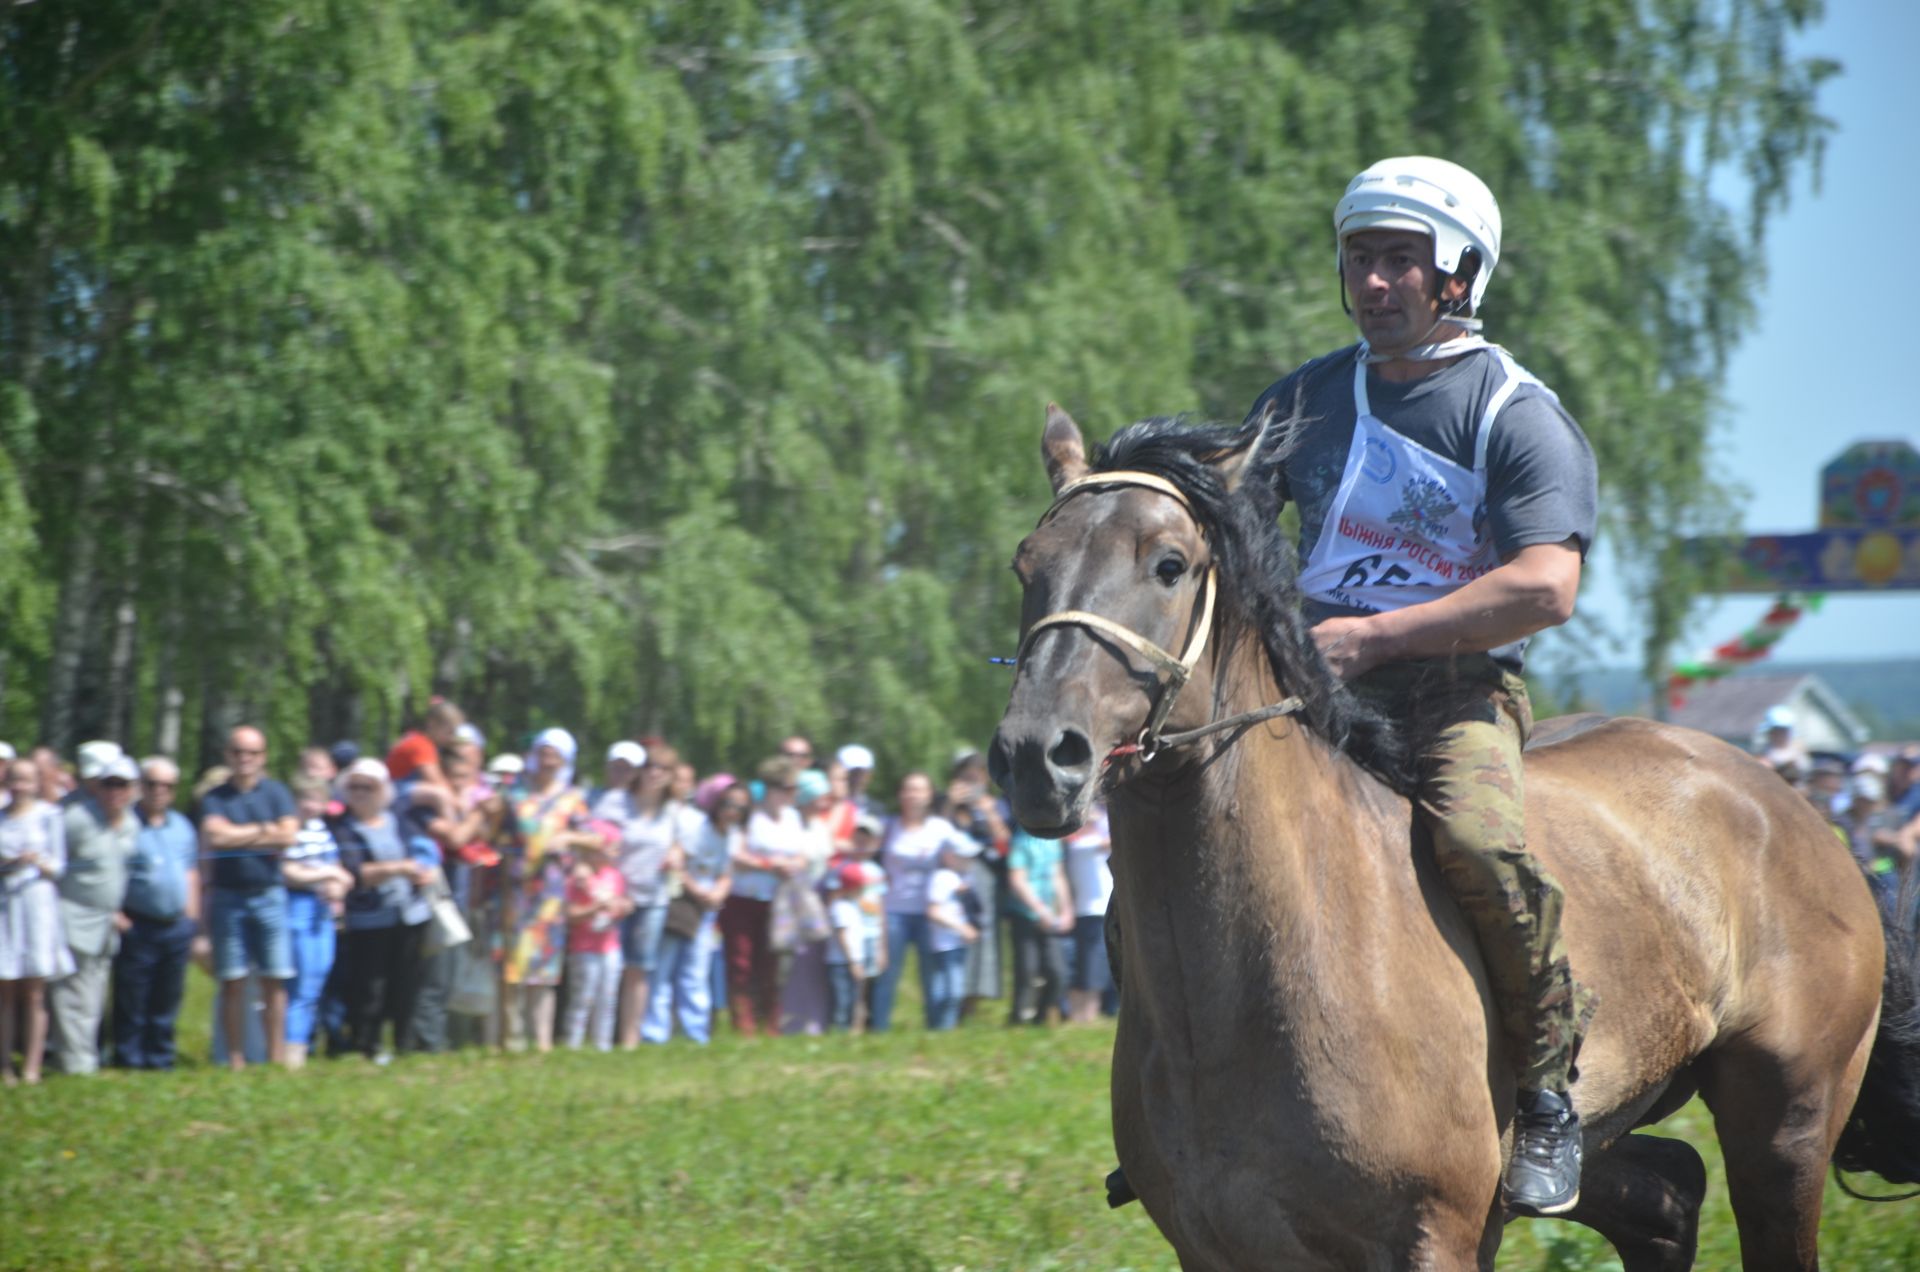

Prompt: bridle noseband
[{"left": 1016, "top": 470, "right": 1303, "bottom": 766}]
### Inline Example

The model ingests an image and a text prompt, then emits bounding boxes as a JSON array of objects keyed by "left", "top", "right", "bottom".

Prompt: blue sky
[{"left": 1552, "top": 0, "right": 1920, "bottom": 671}]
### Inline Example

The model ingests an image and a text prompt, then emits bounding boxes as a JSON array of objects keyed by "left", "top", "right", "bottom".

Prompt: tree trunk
[
  {"left": 154, "top": 607, "right": 184, "bottom": 760},
  {"left": 41, "top": 461, "right": 104, "bottom": 754},
  {"left": 105, "top": 589, "right": 138, "bottom": 746}
]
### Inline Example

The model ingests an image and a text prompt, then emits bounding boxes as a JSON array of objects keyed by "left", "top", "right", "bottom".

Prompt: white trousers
[
  {"left": 563, "top": 949, "right": 622, "bottom": 1051},
  {"left": 49, "top": 950, "right": 112, "bottom": 1075}
]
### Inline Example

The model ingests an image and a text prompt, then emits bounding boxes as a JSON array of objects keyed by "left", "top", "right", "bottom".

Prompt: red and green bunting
[{"left": 1667, "top": 594, "right": 1823, "bottom": 707}]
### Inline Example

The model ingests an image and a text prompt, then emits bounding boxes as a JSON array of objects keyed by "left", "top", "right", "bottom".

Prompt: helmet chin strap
[{"left": 1359, "top": 313, "right": 1486, "bottom": 365}]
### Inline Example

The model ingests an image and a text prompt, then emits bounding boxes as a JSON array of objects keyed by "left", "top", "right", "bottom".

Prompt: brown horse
[{"left": 987, "top": 406, "right": 1920, "bottom": 1270}]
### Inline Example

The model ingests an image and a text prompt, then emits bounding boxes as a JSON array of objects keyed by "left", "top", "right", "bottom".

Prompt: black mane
[{"left": 1092, "top": 415, "right": 1416, "bottom": 793}]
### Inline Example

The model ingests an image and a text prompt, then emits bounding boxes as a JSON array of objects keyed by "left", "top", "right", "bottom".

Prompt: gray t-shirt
[{"left": 1246, "top": 344, "right": 1598, "bottom": 672}]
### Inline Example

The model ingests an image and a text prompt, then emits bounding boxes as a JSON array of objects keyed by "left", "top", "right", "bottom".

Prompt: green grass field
[{"left": 3, "top": 969, "right": 1916, "bottom": 1269}]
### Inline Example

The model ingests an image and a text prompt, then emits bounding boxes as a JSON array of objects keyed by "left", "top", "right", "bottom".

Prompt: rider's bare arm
[{"left": 1312, "top": 538, "right": 1582, "bottom": 680}]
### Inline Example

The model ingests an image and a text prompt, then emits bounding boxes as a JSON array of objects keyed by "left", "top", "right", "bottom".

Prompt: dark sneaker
[
  {"left": 1105, "top": 1165, "right": 1138, "bottom": 1209},
  {"left": 1505, "top": 1088, "right": 1582, "bottom": 1216}
]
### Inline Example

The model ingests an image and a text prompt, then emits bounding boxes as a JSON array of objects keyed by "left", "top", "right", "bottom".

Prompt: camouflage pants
[{"left": 1351, "top": 657, "right": 1587, "bottom": 1093}]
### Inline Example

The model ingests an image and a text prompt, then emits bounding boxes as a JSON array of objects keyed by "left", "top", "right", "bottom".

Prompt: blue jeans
[
  {"left": 641, "top": 916, "right": 717, "bottom": 1044},
  {"left": 1069, "top": 914, "right": 1111, "bottom": 992},
  {"left": 111, "top": 914, "right": 195, "bottom": 1069},
  {"left": 871, "top": 911, "right": 935, "bottom": 1032},
  {"left": 620, "top": 903, "right": 668, "bottom": 973},
  {"left": 211, "top": 886, "right": 292, "bottom": 981},
  {"left": 827, "top": 962, "right": 860, "bottom": 1031},
  {"left": 926, "top": 947, "right": 969, "bottom": 1030},
  {"left": 284, "top": 894, "right": 337, "bottom": 1046}
]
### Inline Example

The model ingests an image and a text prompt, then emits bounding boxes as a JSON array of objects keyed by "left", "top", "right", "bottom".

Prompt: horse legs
[
  {"left": 1554, "top": 1133, "right": 1707, "bottom": 1272},
  {"left": 1698, "top": 1045, "right": 1848, "bottom": 1271}
]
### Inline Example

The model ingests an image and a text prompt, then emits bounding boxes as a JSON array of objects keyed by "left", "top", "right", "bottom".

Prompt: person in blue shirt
[
  {"left": 199, "top": 725, "right": 299, "bottom": 1070},
  {"left": 111, "top": 757, "right": 201, "bottom": 1070}
]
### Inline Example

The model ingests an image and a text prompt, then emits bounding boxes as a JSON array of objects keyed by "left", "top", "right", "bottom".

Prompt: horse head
[{"left": 988, "top": 404, "right": 1269, "bottom": 837}]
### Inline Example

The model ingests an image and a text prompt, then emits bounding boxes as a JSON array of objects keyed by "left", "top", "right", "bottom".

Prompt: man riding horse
[{"left": 1243, "top": 155, "right": 1599, "bottom": 1214}]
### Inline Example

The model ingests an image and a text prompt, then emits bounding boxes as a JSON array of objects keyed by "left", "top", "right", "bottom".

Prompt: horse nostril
[
  {"left": 987, "top": 738, "right": 1012, "bottom": 791},
  {"left": 1048, "top": 728, "right": 1092, "bottom": 773}
]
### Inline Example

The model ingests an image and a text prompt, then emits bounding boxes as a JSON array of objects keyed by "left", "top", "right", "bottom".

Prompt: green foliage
[
  {"left": 0, "top": 0, "right": 1835, "bottom": 771},
  {"left": 1, "top": 972, "right": 1917, "bottom": 1268}
]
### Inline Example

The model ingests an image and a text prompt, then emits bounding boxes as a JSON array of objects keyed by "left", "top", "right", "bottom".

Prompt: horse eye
[{"left": 1155, "top": 556, "right": 1186, "bottom": 585}]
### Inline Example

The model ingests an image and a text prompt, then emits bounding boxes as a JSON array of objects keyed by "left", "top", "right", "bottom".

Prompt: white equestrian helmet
[{"left": 1335, "top": 156, "right": 1503, "bottom": 313}]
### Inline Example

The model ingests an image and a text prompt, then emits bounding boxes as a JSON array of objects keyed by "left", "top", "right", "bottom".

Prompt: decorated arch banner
[{"left": 1688, "top": 440, "right": 1920, "bottom": 593}]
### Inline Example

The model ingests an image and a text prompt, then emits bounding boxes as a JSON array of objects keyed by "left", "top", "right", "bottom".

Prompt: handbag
[
  {"left": 421, "top": 868, "right": 473, "bottom": 956},
  {"left": 771, "top": 874, "right": 832, "bottom": 952},
  {"left": 664, "top": 891, "right": 704, "bottom": 942},
  {"left": 448, "top": 945, "right": 497, "bottom": 1016}
]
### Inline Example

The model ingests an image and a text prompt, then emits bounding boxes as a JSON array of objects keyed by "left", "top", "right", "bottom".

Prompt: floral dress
[{"left": 501, "top": 782, "right": 587, "bottom": 987}]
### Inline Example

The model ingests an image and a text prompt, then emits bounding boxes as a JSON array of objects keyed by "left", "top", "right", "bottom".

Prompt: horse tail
[{"left": 1833, "top": 869, "right": 1920, "bottom": 1198}]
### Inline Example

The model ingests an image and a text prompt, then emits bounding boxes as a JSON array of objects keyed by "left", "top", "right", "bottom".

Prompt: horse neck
[{"left": 1108, "top": 625, "right": 1401, "bottom": 1053}]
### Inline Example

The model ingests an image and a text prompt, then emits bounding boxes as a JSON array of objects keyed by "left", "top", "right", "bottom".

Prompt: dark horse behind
[{"left": 990, "top": 405, "right": 1920, "bottom": 1270}]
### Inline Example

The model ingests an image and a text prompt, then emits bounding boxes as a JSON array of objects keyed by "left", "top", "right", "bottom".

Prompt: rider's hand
[{"left": 1310, "top": 616, "right": 1382, "bottom": 681}]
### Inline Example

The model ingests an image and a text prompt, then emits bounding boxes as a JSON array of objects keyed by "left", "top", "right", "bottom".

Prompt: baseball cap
[
  {"left": 455, "top": 722, "right": 487, "bottom": 749},
  {"left": 1763, "top": 705, "right": 1796, "bottom": 731},
  {"left": 836, "top": 744, "right": 875, "bottom": 771},
  {"left": 487, "top": 752, "right": 525, "bottom": 777},
  {"left": 607, "top": 740, "right": 647, "bottom": 768},
  {"left": 1852, "top": 773, "right": 1886, "bottom": 803},
  {"left": 1851, "top": 753, "right": 1890, "bottom": 776},
  {"left": 0, "top": 741, "right": 14, "bottom": 761},
  {"left": 78, "top": 740, "right": 126, "bottom": 780},
  {"left": 99, "top": 755, "right": 139, "bottom": 784},
  {"left": 853, "top": 812, "right": 884, "bottom": 837}
]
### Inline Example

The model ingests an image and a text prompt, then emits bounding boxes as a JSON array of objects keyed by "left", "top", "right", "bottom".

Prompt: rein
[{"left": 1017, "top": 470, "right": 1305, "bottom": 765}]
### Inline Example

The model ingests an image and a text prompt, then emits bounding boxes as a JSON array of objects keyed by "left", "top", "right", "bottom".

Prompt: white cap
[
  {"left": 836, "top": 744, "right": 875, "bottom": 771},
  {"left": 487, "top": 752, "right": 525, "bottom": 776},
  {"left": 1852, "top": 753, "right": 1890, "bottom": 776},
  {"left": 0, "top": 741, "right": 14, "bottom": 761},
  {"left": 100, "top": 755, "right": 139, "bottom": 783},
  {"left": 341, "top": 757, "right": 392, "bottom": 789},
  {"left": 1852, "top": 773, "right": 1886, "bottom": 803},
  {"left": 455, "top": 722, "right": 486, "bottom": 749},
  {"left": 607, "top": 740, "right": 647, "bottom": 768},
  {"left": 1763, "top": 705, "right": 1797, "bottom": 732},
  {"left": 78, "top": 740, "right": 127, "bottom": 780}
]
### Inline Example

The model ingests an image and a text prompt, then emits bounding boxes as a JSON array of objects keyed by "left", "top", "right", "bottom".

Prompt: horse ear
[
  {"left": 1042, "top": 403, "right": 1089, "bottom": 494},
  {"left": 1210, "top": 401, "right": 1277, "bottom": 495}
]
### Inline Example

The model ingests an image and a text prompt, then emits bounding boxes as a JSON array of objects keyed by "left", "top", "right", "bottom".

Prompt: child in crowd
[
  {"left": 848, "top": 814, "right": 888, "bottom": 992},
  {"left": 283, "top": 776, "right": 353, "bottom": 1068},
  {"left": 562, "top": 822, "right": 627, "bottom": 1051},
  {"left": 924, "top": 838, "right": 981, "bottom": 1030},
  {"left": 822, "top": 862, "right": 871, "bottom": 1032}
]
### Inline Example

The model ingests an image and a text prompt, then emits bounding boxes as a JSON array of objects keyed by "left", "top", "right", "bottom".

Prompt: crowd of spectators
[
  {"left": 0, "top": 704, "right": 1114, "bottom": 1083},
  {"left": 1758, "top": 707, "right": 1920, "bottom": 899}
]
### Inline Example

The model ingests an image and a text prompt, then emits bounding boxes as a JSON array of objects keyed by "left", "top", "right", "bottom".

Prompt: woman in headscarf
[
  {"left": 499, "top": 728, "right": 594, "bottom": 1052},
  {"left": 777, "top": 767, "right": 837, "bottom": 1036},
  {"left": 330, "top": 759, "right": 440, "bottom": 1060}
]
